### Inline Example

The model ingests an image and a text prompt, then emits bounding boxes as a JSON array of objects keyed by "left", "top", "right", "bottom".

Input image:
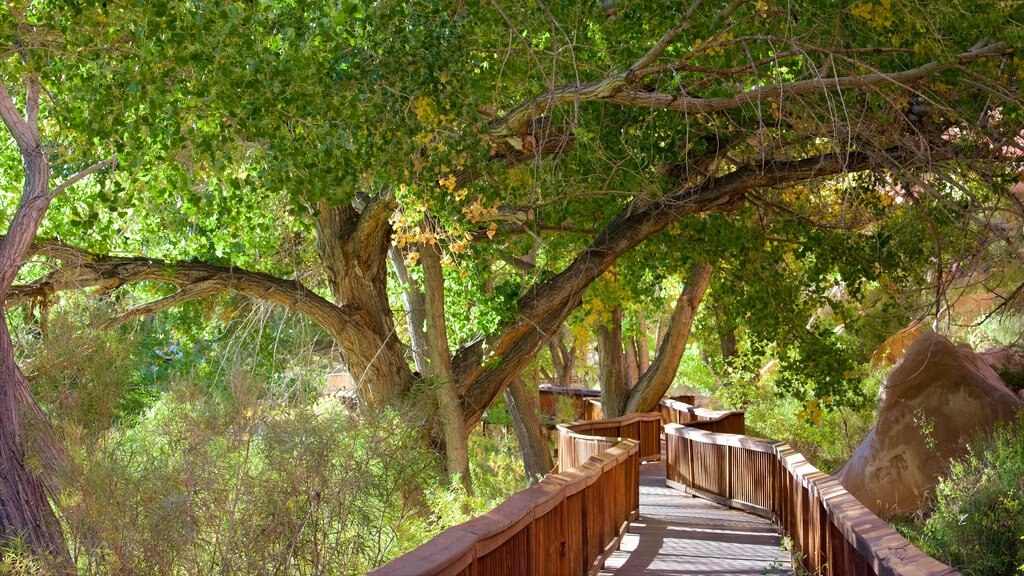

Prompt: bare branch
[
  {"left": 493, "top": 40, "right": 1009, "bottom": 136},
  {"left": 50, "top": 155, "right": 117, "bottom": 198},
  {"left": 0, "top": 78, "right": 40, "bottom": 151},
  {"left": 104, "top": 279, "right": 223, "bottom": 326}
]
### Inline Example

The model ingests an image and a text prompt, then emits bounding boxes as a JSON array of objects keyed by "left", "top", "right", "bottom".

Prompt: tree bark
[
  {"left": 315, "top": 200, "right": 413, "bottom": 406},
  {"left": 624, "top": 263, "right": 713, "bottom": 414},
  {"left": 504, "top": 378, "right": 552, "bottom": 481},
  {"left": 0, "top": 77, "right": 70, "bottom": 561},
  {"left": 420, "top": 238, "right": 472, "bottom": 494},
  {"left": 389, "top": 246, "right": 429, "bottom": 374},
  {"left": 636, "top": 314, "right": 651, "bottom": 376},
  {"left": 597, "top": 307, "right": 629, "bottom": 418},
  {"left": 624, "top": 337, "right": 641, "bottom": 388}
]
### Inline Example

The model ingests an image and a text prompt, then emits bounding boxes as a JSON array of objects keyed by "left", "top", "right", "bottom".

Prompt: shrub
[
  {"left": 917, "top": 413, "right": 1024, "bottom": 575},
  {"left": 58, "top": 376, "right": 446, "bottom": 575}
]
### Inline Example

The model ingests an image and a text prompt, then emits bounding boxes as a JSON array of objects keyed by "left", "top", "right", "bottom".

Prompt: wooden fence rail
[
  {"left": 371, "top": 423, "right": 641, "bottom": 576},
  {"left": 557, "top": 411, "right": 662, "bottom": 468},
  {"left": 659, "top": 397, "right": 746, "bottom": 434},
  {"left": 663, "top": 424, "right": 959, "bottom": 576}
]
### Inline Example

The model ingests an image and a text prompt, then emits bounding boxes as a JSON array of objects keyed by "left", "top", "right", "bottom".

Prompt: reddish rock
[
  {"left": 838, "top": 332, "right": 1021, "bottom": 517},
  {"left": 870, "top": 321, "right": 926, "bottom": 368},
  {"left": 980, "top": 346, "right": 1024, "bottom": 375}
]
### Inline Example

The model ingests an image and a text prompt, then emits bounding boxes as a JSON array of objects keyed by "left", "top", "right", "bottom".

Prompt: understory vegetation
[
  {"left": 4, "top": 302, "right": 527, "bottom": 575},
  {"left": 896, "top": 414, "right": 1024, "bottom": 576}
]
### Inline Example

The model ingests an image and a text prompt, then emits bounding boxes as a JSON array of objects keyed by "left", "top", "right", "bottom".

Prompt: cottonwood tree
[{"left": 2, "top": 0, "right": 1022, "bottom": 555}]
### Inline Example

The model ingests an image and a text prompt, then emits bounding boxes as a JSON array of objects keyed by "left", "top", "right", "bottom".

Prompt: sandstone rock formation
[
  {"left": 870, "top": 321, "right": 926, "bottom": 368},
  {"left": 838, "top": 332, "right": 1021, "bottom": 517}
]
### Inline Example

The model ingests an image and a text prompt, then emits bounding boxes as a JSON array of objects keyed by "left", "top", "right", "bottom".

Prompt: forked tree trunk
[
  {"left": 547, "top": 329, "right": 575, "bottom": 387},
  {"left": 504, "top": 378, "right": 553, "bottom": 481},
  {"left": 0, "top": 78, "right": 70, "bottom": 562},
  {"left": 315, "top": 201, "right": 413, "bottom": 407}
]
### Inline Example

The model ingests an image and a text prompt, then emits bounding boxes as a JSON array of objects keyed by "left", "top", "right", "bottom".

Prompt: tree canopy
[{"left": 1, "top": 0, "right": 1022, "bottom": 561}]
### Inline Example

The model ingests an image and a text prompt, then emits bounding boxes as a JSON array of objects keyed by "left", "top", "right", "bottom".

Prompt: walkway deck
[{"left": 600, "top": 461, "right": 793, "bottom": 576}]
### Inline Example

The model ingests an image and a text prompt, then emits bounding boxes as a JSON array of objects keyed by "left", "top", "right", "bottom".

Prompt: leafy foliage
[{"left": 912, "top": 413, "right": 1024, "bottom": 575}]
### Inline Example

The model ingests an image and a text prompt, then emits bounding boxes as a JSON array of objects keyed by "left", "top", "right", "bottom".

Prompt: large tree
[{"left": 2, "top": 0, "right": 1022, "bottom": 555}]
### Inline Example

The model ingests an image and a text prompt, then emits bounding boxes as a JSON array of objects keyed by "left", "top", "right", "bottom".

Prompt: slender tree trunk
[
  {"left": 716, "top": 304, "right": 738, "bottom": 366},
  {"left": 389, "top": 246, "right": 429, "bottom": 374},
  {"left": 624, "top": 263, "right": 713, "bottom": 414},
  {"left": 504, "top": 378, "right": 552, "bottom": 481},
  {"left": 420, "top": 239, "right": 472, "bottom": 494},
  {"left": 636, "top": 314, "right": 650, "bottom": 375},
  {"left": 597, "top": 307, "right": 629, "bottom": 417}
]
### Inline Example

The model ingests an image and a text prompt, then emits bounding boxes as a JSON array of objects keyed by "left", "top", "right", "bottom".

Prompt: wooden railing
[
  {"left": 538, "top": 385, "right": 601, "bottom": 420},
  {"left": 664, "top": 424, "right": 959, "bottom": 576},
  {"left": 659, "top": 397, "right": 746, "bottom": 434},
  {"left": 557, "top": 411, "right": 662, "bottom": 467},
  {"left": 371, "top": 421, "right": 641, "bottom": 576}
]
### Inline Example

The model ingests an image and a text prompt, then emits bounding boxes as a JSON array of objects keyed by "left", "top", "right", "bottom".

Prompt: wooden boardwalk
[{"left": 600, "top": 461, "right": 793, "bottom": 576}]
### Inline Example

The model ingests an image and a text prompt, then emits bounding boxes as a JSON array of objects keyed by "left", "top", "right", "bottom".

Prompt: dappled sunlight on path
[{"left": 600, "top": 461, "right": 793, "bottom": 576}]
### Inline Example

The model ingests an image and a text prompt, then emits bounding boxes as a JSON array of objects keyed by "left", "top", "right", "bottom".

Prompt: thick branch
[
  {"left": 7, "top": 239, "right": 356, "bottom": 342},
  {"left": 456, "top": 143, "right": 969, "bottom": 428}
]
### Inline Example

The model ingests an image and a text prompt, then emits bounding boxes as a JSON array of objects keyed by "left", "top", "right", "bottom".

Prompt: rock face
[{"left": 838, "top": 332, "right": 1021, "bottom": 517}]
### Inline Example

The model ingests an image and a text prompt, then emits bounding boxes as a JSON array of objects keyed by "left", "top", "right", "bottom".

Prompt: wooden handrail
[
  {"left": 538, "top": 385, "right": 602, "bottom": 420},
  {"left": 659, "top": 398, "right": 746, "bottom": 434},
  {"left": 557, "top": 411, "right": 662, "bottom": 467},
  {"left": 371, "top": 422, "right": 642, "bottom": 576},
  {"left": 663, "top": 424, "right": 960, "bottom": 576}
]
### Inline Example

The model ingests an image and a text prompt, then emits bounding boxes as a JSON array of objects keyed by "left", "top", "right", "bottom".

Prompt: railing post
[
  {"left": 725, "top": 445, "right": 732, "bottom": 500},
  {"left": 687, "top": 438, "right": 694, "bottom": 490}
]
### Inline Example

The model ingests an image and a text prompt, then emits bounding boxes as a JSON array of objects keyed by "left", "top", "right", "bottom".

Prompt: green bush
[
  {"left": 58, "top": 377, "right": 446, "bottom": 575},
  {"left": 917, "top": 413, "right": 1024, "bottom": 575}
]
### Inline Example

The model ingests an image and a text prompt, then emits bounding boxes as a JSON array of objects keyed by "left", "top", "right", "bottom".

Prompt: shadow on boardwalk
[{"left": 600, "top": 461, "right": 794, "bottom": 576}]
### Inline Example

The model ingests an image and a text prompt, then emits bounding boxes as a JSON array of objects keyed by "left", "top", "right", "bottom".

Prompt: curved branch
[
  {"left": 456, "top": 141, "right": 979, "bottom": 428},
  {"left": 7, "top": 239, "right": 354, "bottom": 342},
  {"left": 51, "top": 156, "right": 117, "bottom": 198}
]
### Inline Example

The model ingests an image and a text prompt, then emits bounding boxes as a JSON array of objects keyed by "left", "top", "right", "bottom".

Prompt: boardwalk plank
[{"left": 601, "top": 461, "right": 793, "bottom": 576}]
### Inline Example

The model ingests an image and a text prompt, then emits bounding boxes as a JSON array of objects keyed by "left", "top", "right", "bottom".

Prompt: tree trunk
[
  {"left": 504, "top": 378, "right": 552, "bottom": 481},
  {"left": 315, "top": 200, "right": 413, "bottom": 406},
  {"left": 636, "top": 314, "right": 651, "bottom": 376},
  {"left": 420, "top": 239, "right": 472, "bottom": 494},
  {"left": 624, "top": 337, "right": 641, "bottom": 388},
  {"left": 389, "top": 246, "right": 429, "bottom": 374},
  {"left": 624, "top": 263, "right": 713, "bottom": 414},
  {"left": 597, "top": 307, "right": 629, "bottom": 418},
  {"left": 547, "top": 328, "right": 575, "bottom": 387},
  {"left": 0, "top": 318, "right": 66, "bottom": 561},
  {"left": 716, "top": 304, "right": 739, "bottom": 366},
  {"left": 0, "top": 78, "right": 70, "bottom": 561}
]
